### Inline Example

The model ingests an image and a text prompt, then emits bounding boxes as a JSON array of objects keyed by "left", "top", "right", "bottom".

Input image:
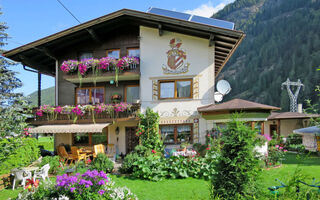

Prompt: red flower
[
  {"left": 152, "top": 149, "right": 156, "bottom": 154},
  {"left": 206, "top": 148, "right": 210, "bottom": 150}
]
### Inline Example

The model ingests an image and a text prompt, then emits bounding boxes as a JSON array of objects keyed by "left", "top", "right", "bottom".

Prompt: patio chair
[
  {"left": 71, "top": 146, "right": 88, "bottom": 163},
  {"left": 33, "top": 164, "right": 51, "bottom": 182},
  {"left": 106, "top": 144, "right": 116, "bottom": 161},
  {"left": 58, "top": 146, "right": 74, "bottom": 165},
  {"left": 93, "top": 144, "right": 106, "bottom": 159},
  {"left": 11, "top": 169, "right": 32, "bottom": 190}
]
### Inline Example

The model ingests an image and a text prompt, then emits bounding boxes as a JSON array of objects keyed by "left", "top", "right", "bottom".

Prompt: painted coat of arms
[{"left": 162, "top": 38, "right": 190, "bottom": 74}]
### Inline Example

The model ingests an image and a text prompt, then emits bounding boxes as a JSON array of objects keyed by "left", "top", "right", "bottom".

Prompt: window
[
  {"left": 125, "top": 85, "right": 140, "bottom": 103},
  {"left": 73, "top": 132, "right": 108, "bottom": 146},
  {"left": 107, "top": 49, "right": 120, "bottom": 59},
  {"left": 159, "top": 79, "right": 192, "bottom": 99},
  {"left": 127, "top": 48, "right": 140, "bottom": 57},
  {"left": 79, "top": 52, "right": 93, "bottom": 60},
  {"left": 160, "top": 124, "right": 193, "bottom": 144},
  {"left": 76, "top": 87, "right": 105, "bottom": 105}
]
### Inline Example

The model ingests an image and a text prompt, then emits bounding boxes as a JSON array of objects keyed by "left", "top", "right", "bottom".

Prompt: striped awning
[{"left": 28, "top": 123, "right": 110, "bottom": 134}]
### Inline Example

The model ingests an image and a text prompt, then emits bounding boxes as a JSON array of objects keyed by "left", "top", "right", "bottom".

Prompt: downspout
[{"left": 23, "top": 65, "right": 41, "bottom": 107}]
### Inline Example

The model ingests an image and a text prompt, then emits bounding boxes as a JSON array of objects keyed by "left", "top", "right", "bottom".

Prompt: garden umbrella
[{"left": 293, "top": 126, "right": 320, "bottom": 136}]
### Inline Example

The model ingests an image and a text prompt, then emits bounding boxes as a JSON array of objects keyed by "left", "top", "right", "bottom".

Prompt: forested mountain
[
  {"left": 28, "top": 86, "right": 54, "bottom": 106},
  {"left": 214, "top": 0, "right": 320, "bottom": 111}
]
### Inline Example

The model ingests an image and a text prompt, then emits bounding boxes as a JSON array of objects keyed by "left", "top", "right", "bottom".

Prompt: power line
[{"left": 56, "top": 0, "right": 81, "bottom": 24}]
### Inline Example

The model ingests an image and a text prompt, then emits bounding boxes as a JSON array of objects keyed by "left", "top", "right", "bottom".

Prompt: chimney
[{"left": 298, "top": 104, "right": 303, "bottom": 113}]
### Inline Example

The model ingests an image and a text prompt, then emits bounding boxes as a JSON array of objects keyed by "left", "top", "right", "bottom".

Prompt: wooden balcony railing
[
  {"left": 28, "top": 103, "right": 140, "bottom": 125},
  {"left": 63, "top": 64, "right": 140, "bottom": 83}
]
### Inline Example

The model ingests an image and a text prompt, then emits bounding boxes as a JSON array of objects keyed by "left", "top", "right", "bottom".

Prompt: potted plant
[{"left": 111, "top": 93, "right": 122, "bottom": 103}]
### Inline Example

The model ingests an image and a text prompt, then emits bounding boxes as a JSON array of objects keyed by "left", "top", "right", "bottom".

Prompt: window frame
[
  {"left": 124, "top": 85, "right": 140, "bottom": 103},
  {"left": 126, "top": 47, "right": 140, "bottom": 57},
  {"left": 106, "top": 49, "right": 121, "bottom": 59},
  {"left": 158, "top": 79, "right": 193, "bottom": 100},
  {"left": 75, "top": 86, "right": 105, "bottom": 105},
  {"left": 160, "top": 124, "right": 193, "bottom": 144},
  {"left": 72, "top": 130, "right": 109, "bottom": 147}
]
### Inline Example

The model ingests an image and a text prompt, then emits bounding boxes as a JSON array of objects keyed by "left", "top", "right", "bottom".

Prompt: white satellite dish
[
  {"left": 214, "top": 92, "right": 223, "bottom": 102},
  {"left": 216, "top": 80, "right": 231, "bottom": 95}
]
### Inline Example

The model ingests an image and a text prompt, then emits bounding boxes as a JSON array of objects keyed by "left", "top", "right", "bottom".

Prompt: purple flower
[
  {"left": 98, "top": 190, "right": 105, "bottom": 195},
  {"left": 70, "top": 187, "right": 75, "bottom": 193},
  {"left": 97, "top": 180, "right": 105, "bottom": 185}
]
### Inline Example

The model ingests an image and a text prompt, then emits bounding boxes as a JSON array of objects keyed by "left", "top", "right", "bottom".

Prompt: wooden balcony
[
  {"left": 63, "top": 64, "right": 140, "bottom": 84},
  {"left": 28, "top": 103, "right": 140, "bottom": 125}
]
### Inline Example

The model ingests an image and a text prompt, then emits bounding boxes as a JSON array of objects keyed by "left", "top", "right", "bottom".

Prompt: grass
[
  {"left": 0, "top": 153, "right": 319, "bottom": 200},
  {"left": 38, "top": 136, "right": 54, "bottom": 151}
]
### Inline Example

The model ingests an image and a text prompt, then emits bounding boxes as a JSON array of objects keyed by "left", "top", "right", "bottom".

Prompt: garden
[{"left": 1, "top": 109, "right": 320, "bottom": 200}]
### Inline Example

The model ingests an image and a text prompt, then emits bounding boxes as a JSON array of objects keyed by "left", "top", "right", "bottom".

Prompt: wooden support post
[
  {"left": 261, "top": 122, "right": 265, "bottom": 135},
  {"left": 277, "top": 119, "right": 281, "bottom": 139},
  {"left": 38, "top": 72, "right": 41, "bottom": 107}
]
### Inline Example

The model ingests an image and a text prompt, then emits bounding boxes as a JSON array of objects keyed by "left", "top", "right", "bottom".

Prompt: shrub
[
  {"left": 90, "top": 153, "right": 114, "bottom": 173},
  {"left": 211, "top": 114, "right": 261, "bottom": 199},
  {"left": 40, "top": 156, "right": 62, "bottom": 175},
  {"left": 0, "top": 137, "right": 40, "bottom": 174},
  {"left": 193, "top": 143, "right": 207, "bottom": 157},
  {"left": 266, "top": 145, "right": 287, "bottom": 167},
  {"left": 287, "top": 144, "right": 305, "bottom": 153},
  {"left": 120, "top": 152, "right": 140, "bottom": 174}
]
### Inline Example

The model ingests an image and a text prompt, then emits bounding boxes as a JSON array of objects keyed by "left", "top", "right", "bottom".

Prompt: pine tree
[{"left": 0, "top": 9, "right": 30, "bottom": 138}]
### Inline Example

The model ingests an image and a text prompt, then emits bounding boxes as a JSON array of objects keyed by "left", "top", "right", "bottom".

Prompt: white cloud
[{"left": 184, "top": 0, "right": 235, "bottom": 17}]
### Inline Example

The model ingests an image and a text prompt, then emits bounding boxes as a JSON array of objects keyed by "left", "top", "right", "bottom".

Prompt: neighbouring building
[{"left": 4, "top": 8, "right": 245, "bottom": 154}]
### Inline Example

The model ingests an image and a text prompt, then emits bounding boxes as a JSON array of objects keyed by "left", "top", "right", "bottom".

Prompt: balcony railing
[{"left": 28, "top": 103, "right": 140, "bottom": 125}]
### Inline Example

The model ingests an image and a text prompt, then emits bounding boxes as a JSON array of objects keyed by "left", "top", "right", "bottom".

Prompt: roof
[
  {"left": 198, "top": 98, "right": 280, "bottom": 112},
  {"left": 3, "top": 8, "right": 245, "bottom": 77},
  {"left": 28, "top": 123, "right": 110, "bottom": 134},
  {"left": 293, "top": 126, "right": 320, "bottom": 135},
  {"left": 267, "top": 112, "right": 319, "bottom": 120}
]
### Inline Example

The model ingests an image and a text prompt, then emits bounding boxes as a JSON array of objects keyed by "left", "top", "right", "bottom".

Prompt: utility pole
[{"left": 281, "top": 78, "right": 304, "bottom": 112}]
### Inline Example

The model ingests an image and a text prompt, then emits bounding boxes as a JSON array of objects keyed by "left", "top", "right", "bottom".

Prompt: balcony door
[{"left": 125, "top": 85, "right": 139, "bottom": 103}]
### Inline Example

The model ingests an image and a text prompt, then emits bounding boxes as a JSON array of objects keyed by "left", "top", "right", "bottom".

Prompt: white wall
[{"left": 139, "top": 26, "right": 215, "bottom": 143}]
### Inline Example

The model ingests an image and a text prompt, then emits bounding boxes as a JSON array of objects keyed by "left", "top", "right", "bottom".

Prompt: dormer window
[
  {"left": 127, "top": 48, "right": 140, "bottom": 57},
  {"left": 107, "top": 49, "right": 120, "bottom": 59}
]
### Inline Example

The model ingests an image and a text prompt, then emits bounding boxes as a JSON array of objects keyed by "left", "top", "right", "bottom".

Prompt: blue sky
[{"left": 0, "top": 0, "right": 234, "bottom": 96}]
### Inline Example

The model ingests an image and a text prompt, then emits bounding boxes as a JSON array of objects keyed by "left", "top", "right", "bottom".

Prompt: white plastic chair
[
  {"left": 12, "top": 169, "right": 32, "bottom": 190},
  {"left": 33, "top": 164, "right": 50, "bottom": 182}
]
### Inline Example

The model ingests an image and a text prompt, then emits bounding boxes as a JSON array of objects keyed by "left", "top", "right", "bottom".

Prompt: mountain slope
[
  {"left": 28, "top": 86, "right": 55, "bottom": 106},
  {"left": 214, "top": 0, "right": 320, "bottom": 111}
]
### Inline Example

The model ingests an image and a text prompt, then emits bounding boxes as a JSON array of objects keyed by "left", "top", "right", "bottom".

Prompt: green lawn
[
  {"left": 0, "top": 153, "right": 319, "bottom": 200},
  {"left": 38, "top": 136, "right": 54, "bottom": 151}
]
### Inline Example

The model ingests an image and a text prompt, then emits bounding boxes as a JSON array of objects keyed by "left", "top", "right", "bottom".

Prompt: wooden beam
[
  {"left": 215, "top": 46, "right": 231, "bottom": 53},
  {"left": 215, "top": 35, "right": 238, "bottom": 43},
  {"left": 209, "top": 34, "right": 214, "bottom": 47},
  {"left": 215, "top": 55, "right": 226, "bottom": 60},
  {"left": 158, "top": 24, "right": 163, "bottom": 36},
  {"left": 86, "top": 28, "right": 101, "bottom": 43},
  {"left": 216, "top": 58, "right": 225, "bottom": 63},
  {"left": 215, "top": 41, "right": 234, "bottom": 48},
  {"left": 215, "top": 51, "right": 228, "bottom": 56},
  {"left": 38, "top": 47, "right": 57, "bottom": 60}
]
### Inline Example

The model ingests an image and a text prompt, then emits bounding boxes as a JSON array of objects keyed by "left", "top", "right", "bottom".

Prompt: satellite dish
[
  {"left": 216, "top": 80, "right": 231, "bottom": 95},
  {"left": 214, "top": 92, "right": 223, "bottom": 102}
]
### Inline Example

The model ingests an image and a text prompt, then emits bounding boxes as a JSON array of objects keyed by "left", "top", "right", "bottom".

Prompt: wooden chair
[
  {"left": 106, "top": 144, "right": 116, "bottom": 161},
  {"left": 71, "top": 146, "right": 88, "bottom": 163},
  {"left": 93, "top": 144, "right": 106, "bottom": 159},
  {"left": 58, "top": 146, "right": 73, "bottom": 165}
]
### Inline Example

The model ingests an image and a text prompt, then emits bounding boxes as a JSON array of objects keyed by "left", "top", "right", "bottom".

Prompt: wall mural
[{"left": 162, "top": 38, "right": 190, "bottom": 74}]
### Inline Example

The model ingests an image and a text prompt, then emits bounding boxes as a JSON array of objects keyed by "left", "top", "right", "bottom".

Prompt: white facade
[{"left": 139, "top": 26, "right": 215, "bottom": 144}]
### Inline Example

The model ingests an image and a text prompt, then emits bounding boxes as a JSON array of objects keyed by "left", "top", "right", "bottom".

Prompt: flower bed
[{"left": 15, "top": 170, "right": 138, "bottom": 200}]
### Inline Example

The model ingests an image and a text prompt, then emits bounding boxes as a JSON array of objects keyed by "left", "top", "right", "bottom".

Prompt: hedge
[{"left": 0, "top": 138, "right": 40, "bottom": 174}]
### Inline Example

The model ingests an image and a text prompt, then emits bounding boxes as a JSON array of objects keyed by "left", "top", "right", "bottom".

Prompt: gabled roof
[
  {"left": 268, "top": 112, "right": 319, "bottom": 120},
  {"left": 198, "top": 98, "right": 280, "bottom": 112},
  {"left": 3, "top": 8, "right": 245, "bottom": 77}
]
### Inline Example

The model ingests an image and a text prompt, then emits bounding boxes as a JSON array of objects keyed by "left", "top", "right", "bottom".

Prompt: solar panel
[
  {"left": 147, "top": 7, "right": 191, "bottom": 21},
  {"left": 147, "top": 7, "right": 235, "bottom": 30},
  {"left": 190, "top": 15, "right": 234, "bottom": 30}
]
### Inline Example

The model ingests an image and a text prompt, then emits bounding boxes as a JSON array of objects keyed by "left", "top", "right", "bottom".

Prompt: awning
[
  {"left": 29, "top": 123, "right": 110, "bottom": 134},
  {"left": 293, "top": 126, "right": 320, "bottom": 136}
]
